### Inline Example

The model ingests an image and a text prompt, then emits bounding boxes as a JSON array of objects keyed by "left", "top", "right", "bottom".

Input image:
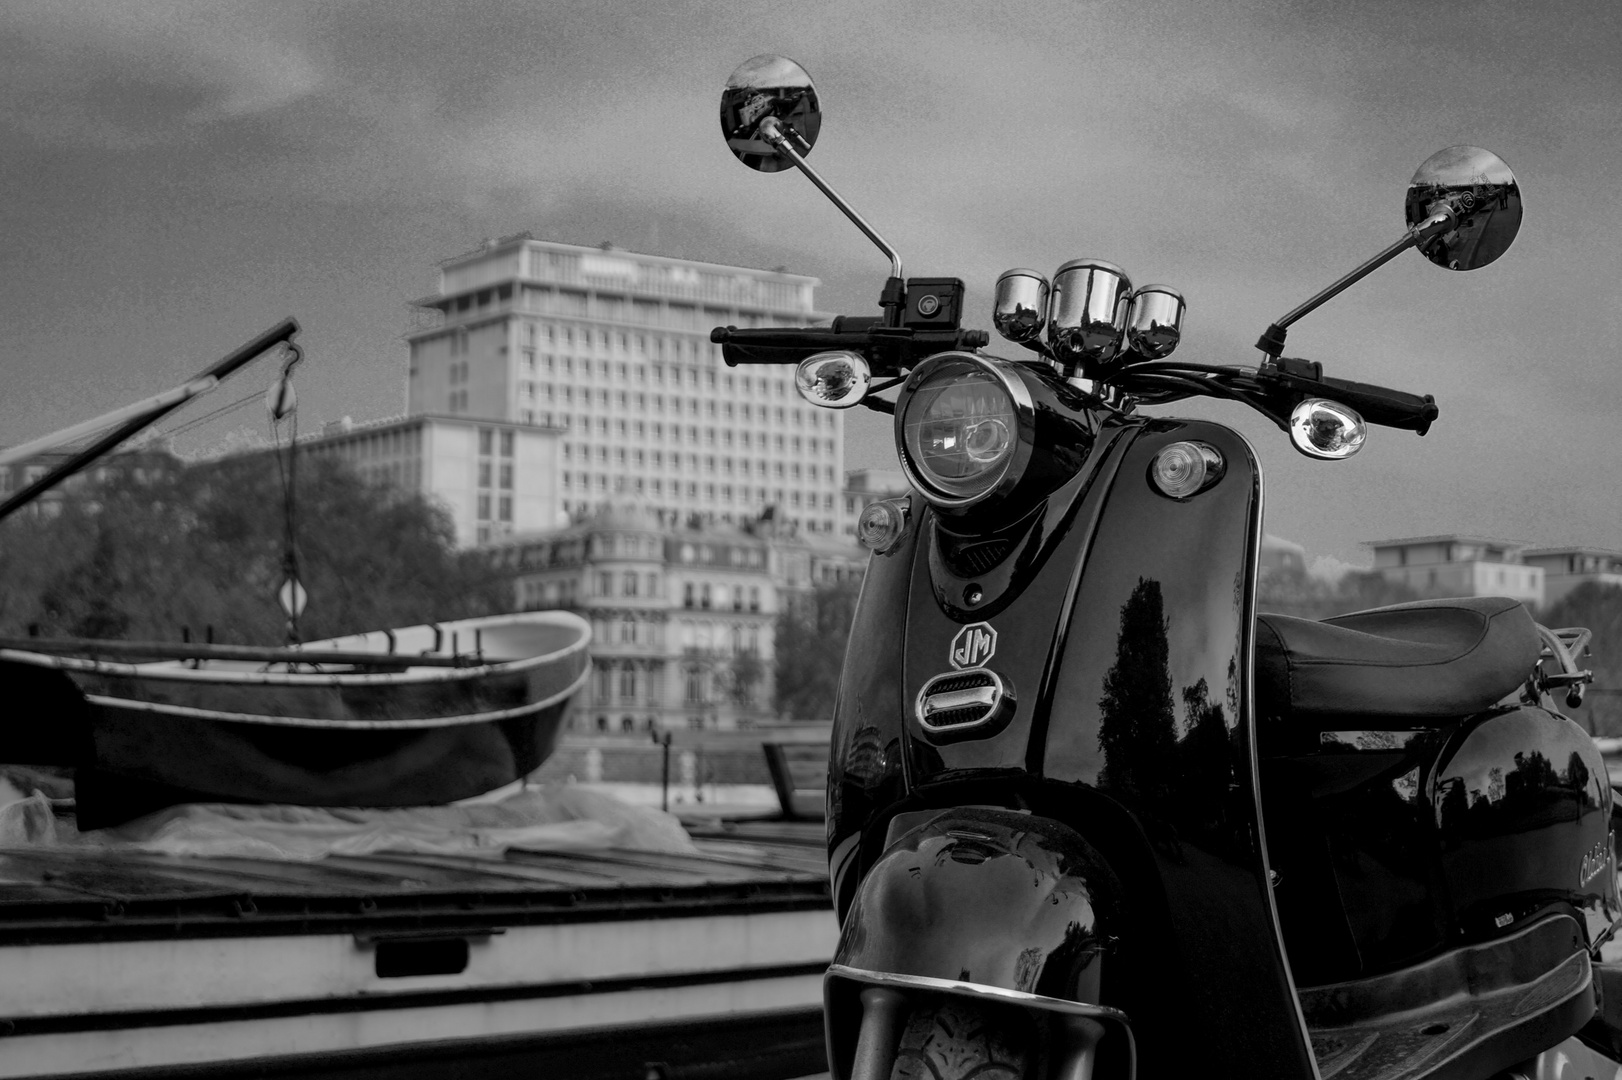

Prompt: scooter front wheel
[{"left": 890, "top": 997, "right": 1034, "bottom": 1080}]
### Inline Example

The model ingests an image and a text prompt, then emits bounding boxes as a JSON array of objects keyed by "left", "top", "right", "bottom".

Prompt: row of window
[
  {"left": 562, "top": 474, "right": 835, "bottom": 511},
  {"left": 504, "top": 533, "right": 771, "bottom": 572},
  {"left": 517, "top": 322, "right": 751, "bottom": 366},
  {"left": 588, "top": 661, "right": 747, "bottom": 708},
  {"left": 564, "top": 447, "right": 836, "bottom": 481},
  {"left": 560, "top": 423, "right": 836, "bottom": 457},
  {"left": 520, "top": 384, "right": 828, "bottom": 429},
  {"left": 519, "top": 352, "right": 797, "bottom": 398},
  {"left": 577, "top": 714, "right": 715, "bottom": 733}
]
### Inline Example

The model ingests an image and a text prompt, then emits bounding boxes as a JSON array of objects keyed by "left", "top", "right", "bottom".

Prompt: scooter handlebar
[
  {"left": 1315, "top": 374, "right": 1439, "bottom": 435},
  {"left": 1258, "top": 357, "right": 1439, "bottom": 436},
  {"left": 710, "top": 321, "right": 990, "bottom": 372}
]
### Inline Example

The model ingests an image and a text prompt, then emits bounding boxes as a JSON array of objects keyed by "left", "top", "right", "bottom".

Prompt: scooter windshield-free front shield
[{"left": 827, "top": 414, "right": 1319, "bottom": 1079}]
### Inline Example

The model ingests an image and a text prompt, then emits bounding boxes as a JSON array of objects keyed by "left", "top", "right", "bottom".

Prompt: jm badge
[{"left": 949, "top": 621, "right": 997, "bottom": 670}]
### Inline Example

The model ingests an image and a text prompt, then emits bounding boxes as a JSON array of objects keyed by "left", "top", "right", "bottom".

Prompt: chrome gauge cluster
[{"left": 993, "top": 262, "right": 1185, "bottom": 374}]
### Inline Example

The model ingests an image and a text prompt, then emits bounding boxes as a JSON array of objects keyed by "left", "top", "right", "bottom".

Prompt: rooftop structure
[
  {"left": 1521, "top": 546, "right": 1622, "bottom": 609},
  {"left": 1366, "top": 534, "right": 1543, "bottom": 607}
]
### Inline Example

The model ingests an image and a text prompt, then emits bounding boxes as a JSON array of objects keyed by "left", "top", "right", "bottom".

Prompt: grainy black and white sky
[{"left": 2, "top": 0, "right": 1618, "bottom": 569}]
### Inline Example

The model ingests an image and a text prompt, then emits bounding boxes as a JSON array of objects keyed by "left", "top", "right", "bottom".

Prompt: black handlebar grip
[
  {"left": 1316, "top": 375, "right": 1439, "bottom": 435},
  {"left": 710, "top": 326, "right": 854, "bottom": 365}
]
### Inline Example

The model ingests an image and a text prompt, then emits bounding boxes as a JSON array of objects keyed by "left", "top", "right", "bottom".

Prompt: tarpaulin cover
[{"left": 0, "top": 782, "right": 697, "bottom": 861}]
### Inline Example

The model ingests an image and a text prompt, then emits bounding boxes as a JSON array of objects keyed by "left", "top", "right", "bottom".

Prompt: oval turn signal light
[
  {"left": 1289, "top": 398, "right": 1367, "bottom": 460},
  {"left": 856, "top": 498, "right": 909, "bottom": 554},
  {"left": 795, "top": 351, "right": 870, "bottom": 409},
  {"left": 1150, "top": 441, "right": 1225, "bottom": 499}
]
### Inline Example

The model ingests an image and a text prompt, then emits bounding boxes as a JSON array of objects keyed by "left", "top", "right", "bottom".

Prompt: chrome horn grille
[{"left": 915, "top": 668, "right": 1013, "bottom": 738}]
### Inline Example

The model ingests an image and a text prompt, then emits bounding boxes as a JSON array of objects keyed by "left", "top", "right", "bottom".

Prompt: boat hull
[{"left": 0, "top": 612, "right": 591, "bottom": 822}]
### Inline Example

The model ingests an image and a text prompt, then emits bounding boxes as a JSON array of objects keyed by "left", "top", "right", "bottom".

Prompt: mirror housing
[
  {"left": 720, "top": 55, "right": 822, "bottom": 173},
  {"left": 1406, "top": 146, "right": 1522, "bottom": 271}
]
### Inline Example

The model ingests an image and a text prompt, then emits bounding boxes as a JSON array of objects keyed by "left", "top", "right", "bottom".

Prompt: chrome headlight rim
[{"left": 894, "top": 352, "right": 1037, "bottom": 512}]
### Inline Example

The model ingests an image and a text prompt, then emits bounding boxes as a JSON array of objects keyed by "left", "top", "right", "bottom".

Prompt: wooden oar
[{"left": 0, "top": 636, "right": 481, "bottom": 669}]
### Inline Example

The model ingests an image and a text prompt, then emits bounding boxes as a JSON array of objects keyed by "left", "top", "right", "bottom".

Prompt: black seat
[{"left": 1255, "top": 596, "right": 1540, "bottom": 721}]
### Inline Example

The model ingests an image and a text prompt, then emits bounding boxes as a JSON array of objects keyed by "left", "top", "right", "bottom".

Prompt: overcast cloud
[{"left": 1, "top": 0, "right": 1618, "bottom": 565}]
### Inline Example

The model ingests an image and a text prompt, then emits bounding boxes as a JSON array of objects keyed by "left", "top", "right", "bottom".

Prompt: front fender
[
  {"left": 830, "top": 807, "right": 1120, "bottom": 997},
  {"left": 824, "top": 808, "right": 1126, "bottom": 1080}
]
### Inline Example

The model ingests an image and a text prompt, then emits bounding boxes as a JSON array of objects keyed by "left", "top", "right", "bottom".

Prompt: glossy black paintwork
[
  {"left": 832, "top": 808, "right": 1117, "bottom": 998},
  {"left": 1434, "top": 705, "right": 1619, "bottom": 944},
  {"left": 1034, "top": 417, "right": 1317, "bottom": 1075},
  {"left": 903, "top": 434, "right": 1131, "bottom": 777},
  {"left": 832, "top": 410, "right": 1318, "bottom": 1076},
  {"left": 1265, "top": 704, "right": 1621, "bottom": 988},
  {"left": 826, "top": 504, "right": 918, "bottom": 917},
  {"left": 1263, "top": 734, "right": 1455, "bottom": 984}
]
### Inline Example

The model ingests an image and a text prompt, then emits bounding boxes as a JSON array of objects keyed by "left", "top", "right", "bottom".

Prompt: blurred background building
[
  {"left": 404, "top": 236, "right": 846, "bottom": 538},
  {"left": 1368, "top": 534, "right": 1545, "bottom": 608},
  {"left": 486, "top": 500, "right": 864, "bottom": 732}
]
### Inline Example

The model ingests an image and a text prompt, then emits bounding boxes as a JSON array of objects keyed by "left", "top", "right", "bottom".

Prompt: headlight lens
[{"left": 901, "top": 366, "right": 1019, "bottom": 501}]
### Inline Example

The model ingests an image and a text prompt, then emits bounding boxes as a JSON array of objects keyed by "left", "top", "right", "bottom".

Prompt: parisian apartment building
[{"left": 485, "top": 500, "right": 866, "bottom": 732}]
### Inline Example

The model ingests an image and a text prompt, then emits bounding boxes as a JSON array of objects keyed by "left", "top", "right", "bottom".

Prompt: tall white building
[{"left": 406, "top": 236, "right": 847, "bottom": 535}]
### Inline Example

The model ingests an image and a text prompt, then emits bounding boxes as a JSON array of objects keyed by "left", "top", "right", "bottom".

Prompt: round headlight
[{"left": 899, "top": 357, "right": 1023, "bottom": 505}]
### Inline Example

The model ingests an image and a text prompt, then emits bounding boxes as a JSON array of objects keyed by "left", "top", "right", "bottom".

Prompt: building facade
[
  {"left": 405, "top": 236, "right": 849, "bottom": 536},
  {"left": 489, "top": 503, "right": 777, "bottom": 732},
  {"left": 291, "top": 415, "right": 564, "bottom": 547},
  {"left": 1521, "top": 547, "right": 1622, "bottom": 609},
  {"left": 486, "top": 501, "right": 869, "bottom": 732},
  {"left": 1369, "top": 534, "right": 1544, "bottom": 607}
]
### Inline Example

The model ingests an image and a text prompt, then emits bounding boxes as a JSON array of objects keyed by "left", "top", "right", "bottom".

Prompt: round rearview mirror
[
  {"left": 720, "top": 55, "right": 822, "bottom": 173},
  {"left": 1406, "top": 146, "right": 1522, "bottom": 271}
]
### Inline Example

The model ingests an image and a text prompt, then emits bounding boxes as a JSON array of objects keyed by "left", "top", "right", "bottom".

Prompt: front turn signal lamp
[
  {"left": 1289, "top": 398, "right": 1367, "bottom": 460},
  {"left": 795, "top": 351, "right": 870, "bottom": 409},
  {"left": 856, "top": 498, "right": 910, "bottom": 554},
  {"left": 1150, "top": 441, "right": 1225, "bottom": 499}
]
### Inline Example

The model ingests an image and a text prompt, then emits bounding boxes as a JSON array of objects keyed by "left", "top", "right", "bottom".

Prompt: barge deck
[{"left": 0, "top": 819, "right": 834, "bottom": 1080}]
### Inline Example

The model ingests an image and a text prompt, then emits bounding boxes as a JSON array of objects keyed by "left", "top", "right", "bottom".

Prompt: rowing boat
[{"left": 0, "top": 611, "right": 591, "bottom": 825}]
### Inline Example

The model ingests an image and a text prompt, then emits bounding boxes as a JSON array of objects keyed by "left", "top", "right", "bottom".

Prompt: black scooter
[{"left": 713, "top": 55, "right": 1622, "bottom": 1080}]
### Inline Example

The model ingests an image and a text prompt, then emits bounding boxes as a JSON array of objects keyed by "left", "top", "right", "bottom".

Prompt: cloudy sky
[{"left": 2, "top": 0, "right": 1618, "bottom": 567}]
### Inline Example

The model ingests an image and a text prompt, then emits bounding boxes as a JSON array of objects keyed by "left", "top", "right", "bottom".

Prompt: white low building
[
  {"left": 292, "top": 414, "right": 565, "bottom": 547},
  {"left": 1367, "top": 534, "right": 1544, "bottom": 607},
  {"left": 1521, "top": 547, "right": 1622, "bottom": 609}
]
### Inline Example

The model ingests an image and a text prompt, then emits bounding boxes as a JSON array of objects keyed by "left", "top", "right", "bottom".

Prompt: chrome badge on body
[{"left": 949, "top": 621, "right": 997, "bottom": 670}]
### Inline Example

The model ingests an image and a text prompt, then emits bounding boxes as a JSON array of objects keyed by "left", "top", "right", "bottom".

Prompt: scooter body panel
[
  {"left": 1433, "top": 705, "right": 1618, "bottom": 945},
  {"left": 829, "top": 413, "right": 1322, "bottom": 1077}
]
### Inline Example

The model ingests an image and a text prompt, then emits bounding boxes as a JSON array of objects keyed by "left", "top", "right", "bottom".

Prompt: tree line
[{"left": 0, "top": 453, "right": 509, "bottom": 645}]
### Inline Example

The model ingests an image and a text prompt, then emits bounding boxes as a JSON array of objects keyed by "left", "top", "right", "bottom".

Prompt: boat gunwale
[
  {"left": 0, "top": 612, "right": 591, "bottom": 691},
  {"left": 79, "top": 663, "right": 591, "bottom": 730}
]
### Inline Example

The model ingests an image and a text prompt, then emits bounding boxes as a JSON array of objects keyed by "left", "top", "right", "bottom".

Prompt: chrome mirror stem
[
  {"left": 1257, "top": 206, "right": 1454, "bottom": 358},
  {"left": 758, "top": 116, "right": 904, "bottom": 280}
]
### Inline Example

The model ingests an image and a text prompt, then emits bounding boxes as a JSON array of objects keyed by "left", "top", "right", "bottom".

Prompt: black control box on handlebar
[{"left": 711, "top": 276, "right": 986, "bottom": 373}]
